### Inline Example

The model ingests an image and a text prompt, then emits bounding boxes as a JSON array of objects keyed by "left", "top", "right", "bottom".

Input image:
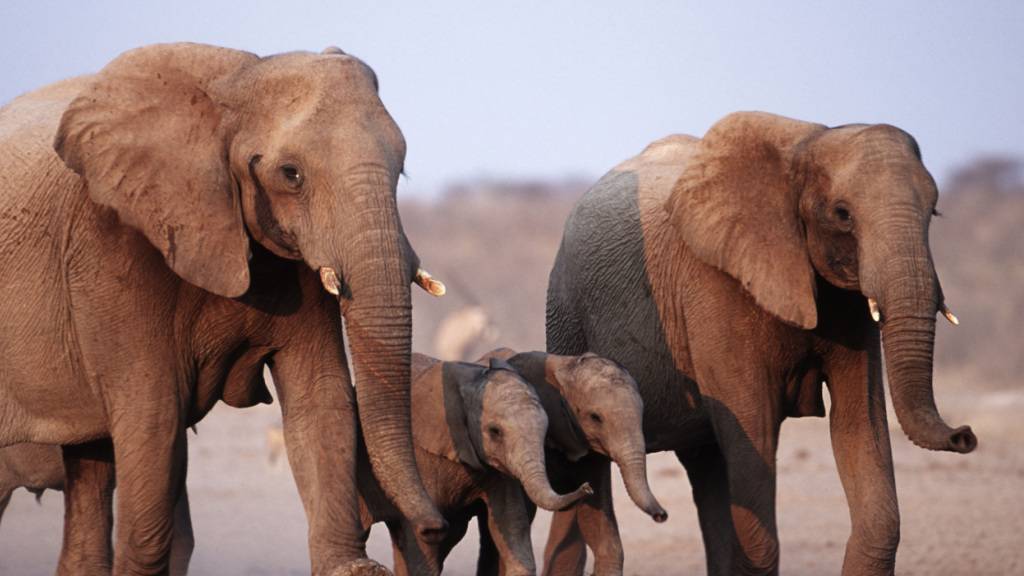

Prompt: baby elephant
[
  {"left": 357, "top": 354, "right": 592, "bottom": 576},
  {"left": 0, "top": 442, "right": 194, "bottom": 575},
  {"left": 475, "top": 349, "right": 666, "bottom": 576}
]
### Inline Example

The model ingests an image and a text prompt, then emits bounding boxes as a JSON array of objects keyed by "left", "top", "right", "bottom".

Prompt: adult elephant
[
  {"left": 0, "top": 43, "right": 445, "bottom": 575},
  {"left": 545, "top": 112, "right": 976, "bottom": 576}
]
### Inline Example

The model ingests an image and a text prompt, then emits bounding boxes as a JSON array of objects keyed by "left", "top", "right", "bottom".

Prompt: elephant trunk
[
  {"left": 610, "top": 447, "right": 667, "bottom": 523},
  {"left": 511, "top": 455, "right": 593, "bottom": 511},
  {"left": 335, "top": 186, "right": 446, "bottom": 541},
  {"left": 871, "top": 240, "right": 976, "bottom": 454}
]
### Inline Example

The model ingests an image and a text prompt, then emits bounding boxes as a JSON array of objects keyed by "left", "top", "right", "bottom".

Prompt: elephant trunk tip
[
  {"left": 412, "top": 514, "right": 449, "bottom": 545},
  {"left": 648, "top": 505, "right": 668, "bottom": 523},
  {"left": 903, "top": 419, "right": 977, "bottom": 454},
  {"left": 948, "top": 425, "right": 977, "bottom": 453}
]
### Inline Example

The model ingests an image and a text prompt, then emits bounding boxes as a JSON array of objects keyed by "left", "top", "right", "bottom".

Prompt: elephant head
[
  {"left": 442, "top": 360, "right": 593, "bottom": 511},
  {"left": 544, "top": 353, "right": 667, "bottom": 522},
  {"left": 52, "top": 43, "right": 445, "bottom": 534},
  {"left": 665, "top": 111, "right": 976, "bottom": 454}
]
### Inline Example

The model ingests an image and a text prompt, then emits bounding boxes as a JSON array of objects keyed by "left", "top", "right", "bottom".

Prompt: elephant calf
[
  {"left": 0, "top": 442, "right": 195, "bottom": 575},
  {"left": 356, "top": 354, "right": 593, "bottom": 576},
  {"left": 473, "top": 349, "right": 666, "bottom": 576}
]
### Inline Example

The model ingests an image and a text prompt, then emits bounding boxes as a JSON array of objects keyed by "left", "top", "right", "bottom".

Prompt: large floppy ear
[
  {"left": 666, "top": 112, "right": 826, "bottom": 329},
  {"left": 54, "top": 43, "right": 258, "bottom": 297},
  {"left": 510, "top": 353, "right": 591, "bottom": 462},
  {"left": 441, "top": 363, "right": 486, "bottom": 471}
]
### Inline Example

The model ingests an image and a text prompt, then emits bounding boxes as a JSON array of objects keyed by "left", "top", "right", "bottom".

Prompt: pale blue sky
[{"left": 2, "top": 1, "right": 1021, "bottom": 195}]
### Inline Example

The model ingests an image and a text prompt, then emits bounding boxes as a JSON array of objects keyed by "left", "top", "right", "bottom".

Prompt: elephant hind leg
[{"left": 58, "top": 439, "right": 115, "bottom": 576}]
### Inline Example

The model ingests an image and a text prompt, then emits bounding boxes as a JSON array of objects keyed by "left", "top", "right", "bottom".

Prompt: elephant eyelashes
[{"left": 280, "top": 164, "right": 303, "bottom": 188}]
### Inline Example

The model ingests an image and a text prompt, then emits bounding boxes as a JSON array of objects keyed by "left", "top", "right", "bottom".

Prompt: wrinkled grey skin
[
  {"left": 0, "top": 43, "right": 443, "bottom": 575},
  {"left": 545, "top": 113, "right": 975, "bottom": 576},
  {"left": 472, "top": 349, "right": 666, "bottom": 575},
  {"left": 0, "top": 442, "right": 194, "bottom": 576},
  {"left": 356, "top": 354, "right": 592, "bottom": 576}
]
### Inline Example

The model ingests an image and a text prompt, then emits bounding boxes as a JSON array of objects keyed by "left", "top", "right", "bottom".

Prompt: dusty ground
[{"left": 1, "top": 383, "right": 1020, "bottom": 575}]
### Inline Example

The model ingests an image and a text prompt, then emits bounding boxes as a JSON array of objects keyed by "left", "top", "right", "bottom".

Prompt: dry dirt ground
[{"left": 1, "top": 383, "right": 1020, "bottom": 575}]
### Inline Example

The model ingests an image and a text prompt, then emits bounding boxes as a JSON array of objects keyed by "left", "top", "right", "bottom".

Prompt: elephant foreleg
[
  {"left": 826, "top": 335, "right": 899, "bottom": 576},
  {"left": 543, "top": 457, "right": 623, "bottom": 576},
  {"left": 110, "top": 407, "right": 187, "bottom": 575},
  {"left": 541, "top": 509, "right": 587, "bottom": 576},
  {"left": 694, "top": 374, "right": 782, "bottom": 576},
  {"left": 678, "top": 444, "right": 736, "bottom": 576},
  {"left": 58, "top": 439, "right": 115, "bottom": 576},
  {"left": 269, "top": 345, "right": 369, "bottom": 573},
  {"left": 482, "top": 479, "right": 537, "bottom": 576}
]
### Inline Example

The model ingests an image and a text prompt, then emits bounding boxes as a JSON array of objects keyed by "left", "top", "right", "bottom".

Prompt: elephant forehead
[
  {"left": 238, "top": 52, "right": 380, "bottom": 111},
  {"left": 576, "top": 359, "right": 639, "bottom": 392},
  {"left": 482, "top": 375, "right": 542, "bottom": 414}
]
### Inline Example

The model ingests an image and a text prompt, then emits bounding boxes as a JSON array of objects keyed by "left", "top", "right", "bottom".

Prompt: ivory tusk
[
  {"left": 867, "top": 297, "right": 880, "bottom": 322},
  {"left": 940, "top": 304, "right": 960, "bottom": 326},
  {"left": 414, "top": 268, "right": 446, "bottom": 297},
  {"left": 319, "top": 267, "right": 341, "bottom": 296}
]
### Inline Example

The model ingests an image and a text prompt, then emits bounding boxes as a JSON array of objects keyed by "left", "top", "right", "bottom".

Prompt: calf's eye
[{"left": 281, "top": 164, "right": 303, "bottom": 188}]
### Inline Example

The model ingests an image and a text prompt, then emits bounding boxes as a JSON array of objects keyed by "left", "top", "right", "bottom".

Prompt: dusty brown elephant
[
  {"left": 472, "top": 349, "right": 666, "bottom": 575},
  {"left": 0, "top": 442, "right": 195, "bottom": 576},
  {"left": 544, "top": 112, "right": 976, "bottom": 575},
  {"left": 0, "top": 42, "right": 445, "bottom": 574},
  {"left": 357, "top": 354, "right": 592, "bottom": 576}
]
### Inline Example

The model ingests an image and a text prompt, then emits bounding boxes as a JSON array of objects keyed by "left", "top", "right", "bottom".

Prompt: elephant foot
[{"left": 329, "top": 558, "right": 393, "bottom": 576}]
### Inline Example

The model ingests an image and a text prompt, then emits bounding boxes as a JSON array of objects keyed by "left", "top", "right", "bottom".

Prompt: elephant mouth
[{"left": 318, "top": 265, "right": 445, "bottom": 299}]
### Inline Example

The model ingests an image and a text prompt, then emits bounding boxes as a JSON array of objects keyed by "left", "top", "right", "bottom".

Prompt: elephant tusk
[
  {"left": 319, "top": 267, "right": 341, "bottom": 296},
  {"left": 867, "top": 297, "right": 881, "bottom": 322},
  {"left": 940, "top": 303, "right": 960, "bottom": 326},
  {"left": 414, "top": 268, "right": 446, "bottom": 297}
]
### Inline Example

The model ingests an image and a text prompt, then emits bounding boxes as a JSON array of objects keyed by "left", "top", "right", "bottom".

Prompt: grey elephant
[
  {"left": 0, "top": 42, "right": 446, "bottom": 574},
  {"left": 0, "top": 442, "right": 196, "bottom": 575},
  {"left": 472, "top": 349, "right": 666, "bottom": 575},
  {"left": 545, "top": 112, "right": 976, "bottom": 575},
  {"left": 356, "top": 354, "right": 593, "bottom": 576}
]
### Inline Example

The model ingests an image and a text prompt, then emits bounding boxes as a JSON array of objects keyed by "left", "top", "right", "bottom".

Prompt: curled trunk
[
  {"left": 880, "top": 311, "right": 975, "bottom": 453},
  {"left": 876, "top": 257, "right": 976, "bottom": 454},
  {"left": 513, "top": 457, "right": 593, "bottom": 511}
]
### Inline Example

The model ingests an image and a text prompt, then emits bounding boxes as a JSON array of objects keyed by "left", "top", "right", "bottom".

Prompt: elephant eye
[
  {"left": 280, "top": 164, "right": 303, "bottom": 188},
  {"left": 589, "top": 413, "right": 603, "bottom": 424},
  {"left": 488, "top": 426, "right": 503, "bottom": 439},
  {"left": 833, "top": 203, "right": 853, "bottom": 225}
]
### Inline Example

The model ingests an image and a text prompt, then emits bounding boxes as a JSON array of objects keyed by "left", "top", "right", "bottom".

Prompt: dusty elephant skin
[
  {"left": 471, "top": 349, "right": 666, "bottom": 575},
  {"left": 0, "top": 43, "right": 443, "bottom": 575},
  {"left": 545, "top": 112, "right": 976, "bottom": 576},
  {"left": 355, "top": 354, "right": 592, "bottom": 576}
]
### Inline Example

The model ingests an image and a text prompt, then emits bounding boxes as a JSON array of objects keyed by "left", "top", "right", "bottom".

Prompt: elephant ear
[
  {"left": 440, "top": 362, "right": 486, "bottom": 471},
  {"left": 666, "top": 112, "right": 826, "bottom": 329},
  {"left": 54, "top": 43, "right": 258, "bottom": 297}
]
